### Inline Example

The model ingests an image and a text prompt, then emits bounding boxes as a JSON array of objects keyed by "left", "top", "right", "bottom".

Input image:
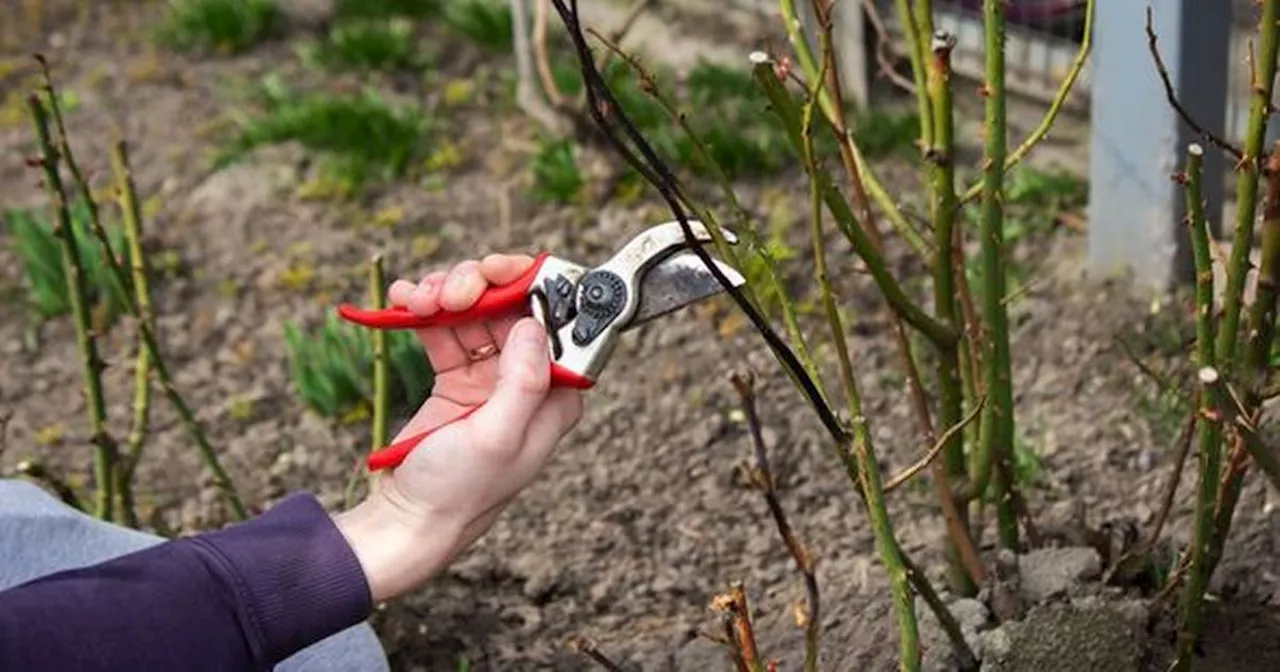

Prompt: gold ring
[{"left": 467, "top": 343, "right": 498, "bottom": 361}]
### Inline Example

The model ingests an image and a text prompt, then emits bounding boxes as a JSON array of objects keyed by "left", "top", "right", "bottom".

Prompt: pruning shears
[{"left": 336, "top": 219, "right": 746, "bottom": 471}]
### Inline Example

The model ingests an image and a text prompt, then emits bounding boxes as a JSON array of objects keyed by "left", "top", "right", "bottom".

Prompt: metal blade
[{"left": 623, "top": 251, "right": 746, "bottom": 330}]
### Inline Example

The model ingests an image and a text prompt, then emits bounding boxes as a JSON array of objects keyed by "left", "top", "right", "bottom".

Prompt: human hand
[{"left": 334, "top": 254, "right": 584, "bottom": 601}]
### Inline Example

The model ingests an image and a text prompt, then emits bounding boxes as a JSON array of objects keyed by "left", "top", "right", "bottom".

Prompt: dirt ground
[{"left": 5, "top": 2, "right": 1280, "bottom": 671}]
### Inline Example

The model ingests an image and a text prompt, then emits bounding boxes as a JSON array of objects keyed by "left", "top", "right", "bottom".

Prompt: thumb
[{"left": 468, "top": 318, "right": 551, "bottom": 448}]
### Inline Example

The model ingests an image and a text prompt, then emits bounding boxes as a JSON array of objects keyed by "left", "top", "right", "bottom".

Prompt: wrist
[{"left": 332, "top": 484, "right": 465, "bottom": 602}]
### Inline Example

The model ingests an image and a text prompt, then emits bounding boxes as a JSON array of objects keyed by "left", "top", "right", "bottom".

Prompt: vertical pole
[{"left": 1085, "top": 0, "right": 1230, "bottom": 289}]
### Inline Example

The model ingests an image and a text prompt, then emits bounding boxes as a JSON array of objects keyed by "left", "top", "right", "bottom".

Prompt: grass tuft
[
  {"left": 301, "top": 18, "right": 425, "bottom": 72},
  {"left": 157, "top": 0, "right": 281, "bottom": 55},
  {"left": 283, "top": 312, "right": 434, "bottom": 420},
  {"left": 219, "top": 75, "right": 432, "bottom": 192},
  {"left": 5, "top": 200, "right": 134, "bottom": 328},
  {"left": 442, "top": 0, "right": 513, "bottom": 52},
  {"left": 530, "top": 137, "right": 584, "bottom": 204}
]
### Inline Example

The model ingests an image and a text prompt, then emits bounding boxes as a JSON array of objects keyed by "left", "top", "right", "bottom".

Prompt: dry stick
[
  {"left": 1143, "top": 9, "right": 1244, "bottom": 162},
  {"left": 972, "top": 0, "right": 1018, "bottom": 550},
  {"left": 712, "top": 583, "right": 767, "bottom": 672},
  {"left": 112, "top": 139, "right": 155, "bottom": 529},
  {"left": 958, "top": 0, "right": 1096, "bottom": 205},
  {"left": 551, "top": 5, "right": 968, "bottom": 667},
  {"left": 16, "top": 459, "right": 84, "bottom": 510},
  {"left": 860, "top": 0, "right": 917, "bottom": 94},
  {"left": 34, "top": 57, "right": 247, "bottom": 520},
  {"left": 1173, "top": 143, "right": 1223, "bottom": 672},
  {"left": 730, "top": 372, "right": 820, "bottom": 672},
  {"left": 531, "top": 0, "right": 566, "bottom": 107},
  {"left": 1145, "top": 411, "right": 1197, "bottom": 554},
  {"left": 568, "top": 636, "right": 625, "bottom": 672},
  {"left": 26, "top": 94, "right": 118, "bottom": 523},
  {"left": 1211, "top": 140, "right": 1280, "bottom": 570}
]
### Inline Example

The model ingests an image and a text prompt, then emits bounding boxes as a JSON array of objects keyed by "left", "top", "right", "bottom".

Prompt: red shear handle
[
  {"left": 366, "top": 365, "right": 593, "bottom": 471},
  {"left": 337, "top": 252, "right": 552, "bottom": 330}
]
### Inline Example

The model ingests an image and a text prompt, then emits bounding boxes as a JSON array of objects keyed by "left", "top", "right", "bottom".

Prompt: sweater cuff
[{"left": 189, "top": 493, "right": 373, "bottom": 664}]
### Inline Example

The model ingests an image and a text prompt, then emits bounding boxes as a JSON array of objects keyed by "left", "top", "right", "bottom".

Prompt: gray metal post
[{"left": 1085, "top": 0, "right": 1230, "bottom": 289}]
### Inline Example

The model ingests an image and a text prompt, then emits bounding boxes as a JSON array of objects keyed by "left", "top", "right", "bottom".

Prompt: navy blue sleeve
[{"left": 0, "top": 493, "right": 373, "bottom": 671}]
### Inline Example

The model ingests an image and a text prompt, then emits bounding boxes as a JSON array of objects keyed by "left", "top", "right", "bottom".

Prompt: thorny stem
[
  {"left": 731, "top": 372, "right": 820, "bottom": 672},
  {"left": 958, "top": 0, "right": 1097, "bottom": 205},
  {"left": 1209, "top": 141, "right": 1280, "bottom": 572},
  {"left": 548, "top": 2, "right": 965, "bottom": 664},
  {"left": 113, "top": 139, "right": 154, "bottom": 530},
  {"left": 27, "top": 94, "right": 118, "bottom": 523},
  {"left": 1173, "top": 144, "right": 1223, "bottom": 672},
  {"left": 1215, "top": 0, "right": 1279, "bottom": 371},
  {"left": 924, "top": 29, "right": 974, "bottom": 593},
  {"left": 1202, "top": 370, "right": 1280, "bottom": 493},
  {"left": 973, "top": 0, "right": 1018, "bottom": 549},
  {"left": 35, "top": 56, "right": 247, "bottom": 521}
]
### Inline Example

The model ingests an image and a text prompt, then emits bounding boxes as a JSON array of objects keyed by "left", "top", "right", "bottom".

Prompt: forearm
[{"left": 0, "top": 493, "right": 372, "bottom": 672}]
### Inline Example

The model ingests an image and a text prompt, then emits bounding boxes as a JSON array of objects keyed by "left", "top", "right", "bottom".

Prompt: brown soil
[{"left": 4, "top": 3, "right": 1280, "bottom": 671}]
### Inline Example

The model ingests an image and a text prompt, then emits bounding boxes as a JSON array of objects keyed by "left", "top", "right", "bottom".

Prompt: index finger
[{"left": 480, "top": 253, "right": 536, "bottom": 286}]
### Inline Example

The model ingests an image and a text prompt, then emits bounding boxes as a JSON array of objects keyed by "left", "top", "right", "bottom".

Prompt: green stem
[
  {"left": 1217, "top": 0, "right": 1280, "bottom": 370},
  {"left": 752, "top": 61, "right": 958, "bottom": 349},
  {"left": 27, "top": 94, "right": 118, "bottom": 523},
  {"left": 1172, "top": 144, "right": 1221, "bottom": 672},
  {"left": 35, "top": 58, "right": 247, "bottom": 521},
  {"left": 924, "top": 30, "right": 974, "bottom": 594},
  {"left": 958, "top": 0, "right": 1095, "bottom": 205},
  {"left": 891, "top": 0, "right": 933, "bottom": 148},
  {"left": 113, "top": 139, "right": 154, "bottom": 530},
  {"left": 348, "top": 254, "right": 390, "bottom": 508},
  {"left": 972, "top": 0, "right": 1018, "bottom": 549}
]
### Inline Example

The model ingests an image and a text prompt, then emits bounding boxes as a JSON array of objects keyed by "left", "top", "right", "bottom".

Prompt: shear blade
[{"left": 623, "top": 251, "right": 746, "bottom": 330}]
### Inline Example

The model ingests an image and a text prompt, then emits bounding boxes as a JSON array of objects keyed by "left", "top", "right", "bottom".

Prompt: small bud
[{"left": 748, "top": 51, "right": 771, "bottom": 65}]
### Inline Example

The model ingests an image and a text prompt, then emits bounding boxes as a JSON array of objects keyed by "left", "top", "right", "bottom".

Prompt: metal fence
[{"left": 870, "top": 0, "right": 1093, "bottom": 110}]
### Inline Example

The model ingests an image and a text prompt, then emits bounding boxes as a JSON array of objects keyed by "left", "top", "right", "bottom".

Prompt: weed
[
  {"left": 301, "top": 19, "right": 423, "bottom": 72},
  {"left": 530, "top": 137, "right": 584, "bottom": 204},
  {"left": 283, "top": 313, "right": 434, "bottom": 419},
  {"left": 220, "top": 76, "right": 431, "bottom": 192},
  {"left": 443, "top": 0, "right": 513, "bottom": 51},
  {"left": 157, "top": 0, "right": 281, "bottom": 55},
  {"left": 5, "top": 200, "right": 134, "bottom": 327},
  {"left": 335, "top": 0, "right": 440, "bottom": 20}
]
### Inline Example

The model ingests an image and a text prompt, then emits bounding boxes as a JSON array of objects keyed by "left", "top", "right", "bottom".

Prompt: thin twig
[
  {"left": 1144, "top": 8, "right": 1244, "bottom": 162},
  {"left": 16, "top": 459, "right": 83, "bottom": 510},
  {"left": 1146, "top": 411, "right": 1197, "bottom": 552},
  {"left": 568, "top": 635, "right": 624, "bottom": 672},
  {"left": 860, "top": 0, "right": 917, "bottom": 94},
  {"left": 532, "top": 0, "right": 566, "bottom": 107},
  {"left": 34, "top": 55, "right": 247, "bottom": 520},
  {"left": 885, "top": 396, "right": 986, "bottom": 493},
  {"left": 731, "top": 371, "right": 821, "bottom": 672}
]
